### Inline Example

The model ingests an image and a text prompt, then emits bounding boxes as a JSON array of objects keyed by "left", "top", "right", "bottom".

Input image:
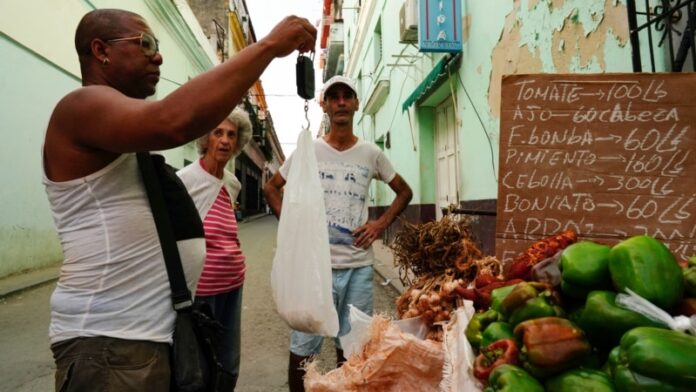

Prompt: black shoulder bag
[{"left": 136, "top": 152, "right": 235, "bottom": 392}]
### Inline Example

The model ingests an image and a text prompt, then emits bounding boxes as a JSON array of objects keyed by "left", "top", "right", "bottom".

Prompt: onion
[{"left": 410, "top": 288, "right": 422, "bottom": 302}]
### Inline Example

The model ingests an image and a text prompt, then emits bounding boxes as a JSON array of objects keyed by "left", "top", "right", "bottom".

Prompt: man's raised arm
[{"left": 56, "top": 16, "right": 317, "bottom": 155}]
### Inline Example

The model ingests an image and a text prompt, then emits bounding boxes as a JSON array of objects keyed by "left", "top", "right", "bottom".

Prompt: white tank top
[{"left": 43, "top": 153, "right": 205, "bottom": 344}]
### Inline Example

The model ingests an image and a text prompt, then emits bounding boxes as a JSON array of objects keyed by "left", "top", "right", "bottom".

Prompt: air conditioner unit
[{"left": 399, "top": 0, "right": 418, "bottom": 43}]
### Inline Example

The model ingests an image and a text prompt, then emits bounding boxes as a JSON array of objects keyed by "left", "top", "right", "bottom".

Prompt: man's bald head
[{"left": 74, "top": 9, "right": 143, "bottom": 57}]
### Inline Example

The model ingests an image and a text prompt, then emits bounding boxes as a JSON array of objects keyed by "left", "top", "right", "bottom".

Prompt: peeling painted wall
[
  {"left": 488, "top": 0, "right": 630, "bottom": 119},
  {"left": 340, "top": 0, "right": 637, "bottom": 211},
  {"left": 452, "top": 0, "right": 634, "bottom": 202}
]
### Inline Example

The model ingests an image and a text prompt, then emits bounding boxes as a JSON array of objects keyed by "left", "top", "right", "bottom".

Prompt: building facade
[
  {"left": 322, "top": 0, "right": 692, "bottom": 253},
  {"left": 1, "top": 0, "right": 219, "bottom": 277},
  {"left": 186, "top": 0, "right": 285, "bottom": 218}
]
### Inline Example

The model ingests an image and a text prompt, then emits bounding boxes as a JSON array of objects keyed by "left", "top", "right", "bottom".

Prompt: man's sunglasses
[{"left": 106, "top": 33, "right": 159, "bottom": 57}]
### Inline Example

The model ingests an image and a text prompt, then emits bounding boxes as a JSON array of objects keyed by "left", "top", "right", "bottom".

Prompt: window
[
  {"left": 373, "top": 18, "right": 383, "bottom": 72},
  {"left": 357, "top": 71, "right": 363, "bottom": 98},
  {"left": 626, "top": 0, "right": 696, "bottom": 72}
]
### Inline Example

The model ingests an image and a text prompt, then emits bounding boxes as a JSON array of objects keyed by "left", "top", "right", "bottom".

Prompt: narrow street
[
  {"left": 0, "top": 283, "right": 54, "bottom": 391},
  {"left": 237, "top": 215, "right": 400, "bottom": 391},
  {"left": 0, "top": 215, "right": 400, "bottom": 391}
]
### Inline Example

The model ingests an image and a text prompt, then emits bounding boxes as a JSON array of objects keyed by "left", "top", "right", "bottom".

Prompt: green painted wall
[
  {"left": 0, "top": 36, "right": 79, "bottom": 276},
  {"left": 416, "top": 107, "right": 436, "bottom": 204},
  {"left": 0, "top": 0, "right": 214, "bottom": 278}
]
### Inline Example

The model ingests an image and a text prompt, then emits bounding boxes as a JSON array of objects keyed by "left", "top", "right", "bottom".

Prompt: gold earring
[{"left": 102, "top": 58, "right": 110, "bottom": 66}]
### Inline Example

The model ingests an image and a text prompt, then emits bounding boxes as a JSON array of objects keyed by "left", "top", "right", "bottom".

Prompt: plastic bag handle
[{"left": 616, "top": 288, "right": 696, "bottom": 335}]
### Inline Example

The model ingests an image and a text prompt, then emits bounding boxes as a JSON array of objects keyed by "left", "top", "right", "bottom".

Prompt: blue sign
[{"left": 419, "top": 0, "right": 463, "bottom": 53}]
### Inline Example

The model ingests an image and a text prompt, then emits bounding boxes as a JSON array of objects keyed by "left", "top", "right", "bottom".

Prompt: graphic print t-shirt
[{"left": 280, "top": 138, "right": 396, "bottom": 268}]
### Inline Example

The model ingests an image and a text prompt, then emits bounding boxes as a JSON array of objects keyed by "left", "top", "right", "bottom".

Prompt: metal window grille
[
  {"left": 627, "top": 0, "right": 696, "bottom": 72},
  {"left": 213, "top": 19, "right": 227, "bottom": 61}
]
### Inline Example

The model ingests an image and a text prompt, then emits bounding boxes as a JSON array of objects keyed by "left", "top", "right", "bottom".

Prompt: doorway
[{"left": 434, "top": 97, "right": 460, "bottom": 219}]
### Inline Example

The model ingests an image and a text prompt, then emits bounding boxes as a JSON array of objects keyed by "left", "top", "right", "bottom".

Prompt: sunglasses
[{"left": 106, "top": 33, "right": 159, "bottom": 57}]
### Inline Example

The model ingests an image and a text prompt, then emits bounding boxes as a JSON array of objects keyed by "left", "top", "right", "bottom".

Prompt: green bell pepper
[
  {"left": 684, "top": 256, "right": 696, "bottom": 297},
  {"left": 481, "top": 321, "right": 515, "bottom": 348},
  {"left": 545, "top": 368, "right": 615, "bottom": 392},
  {"left": 490, "top": 284, "right": 518, "bottom": 314},
  {"left": 567, "top": 304, "right": 585, "bottom": 326},
  {"left": 465, "top": 309, "right": 503, "bottom": 349},
  {"left": 484, "top": 364, "right": 544, "bottom": 392},
  {"left": 608, "top": 327, "right": 696, "bottom": 392},
  {"left": 578, "top": 290, "right": 664, "bottom": 348},
  {"left": 579, "top": 346, "right": 607, "bottom": 370},
  {"left": 508, "top": 295, "right": 564, "bottom": 327},
  {"left": 604, "top": 345, "right": 620, "bottom": 377},
  {"left": 501, "top": 282, "right": 563, "bottom": 326},
  {"left": 514, "top": 316, "right": 591, "bottom": 378},
  {"left": 560, "top": 241, "right": 612, "bottom": 299},
  {"left": 499, "top": 282, "right": 539, "bottom": 316},
  {"left": 608, "top": 235, "right": 684, "bottom": 309}
]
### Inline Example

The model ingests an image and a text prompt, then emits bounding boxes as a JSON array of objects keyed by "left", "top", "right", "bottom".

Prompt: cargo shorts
[{"left": 51, "top": 336, "right": 170, "bottom": 392}]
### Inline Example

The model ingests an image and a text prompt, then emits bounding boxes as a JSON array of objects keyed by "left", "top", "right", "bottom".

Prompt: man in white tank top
[{"left": 42, "top": 8, "right": 316, "bottom": 392}]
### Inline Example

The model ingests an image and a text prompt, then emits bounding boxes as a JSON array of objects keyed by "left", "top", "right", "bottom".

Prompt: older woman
[{"left": 177, "top": 107, "right": 252, "bottom": 388}]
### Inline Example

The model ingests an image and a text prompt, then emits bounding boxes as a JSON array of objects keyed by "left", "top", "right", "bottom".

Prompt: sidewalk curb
[
  {"left": 372, "top": 241, "right": 406, "bottom": 295},
  {"left": 0, "top": 265, "right": 60, "bottom": 299},
  {"left": 0, "top": 230, "right": 402, "bottom": 300},
  {"left": 373, "top": 264, "right": 405, "bottom": 295},
  {"left": 0, "top": 214, "right": 266, "bottom": 300},
  {"left": 239, "top": 213, "right": 272, "bottom": 224}
]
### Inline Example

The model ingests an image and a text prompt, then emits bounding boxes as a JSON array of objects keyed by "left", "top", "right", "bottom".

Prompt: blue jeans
[
  {"left": 290, "top": 265, "right": 374, "bottom": 356},
  {"left": 196, "top": 287, "right": 243, "bottom": 388}
]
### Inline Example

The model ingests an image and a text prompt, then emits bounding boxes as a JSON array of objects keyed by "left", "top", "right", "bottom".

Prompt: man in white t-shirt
[{"left": 264, "top": 75, "right": 413, "bottom": 392}]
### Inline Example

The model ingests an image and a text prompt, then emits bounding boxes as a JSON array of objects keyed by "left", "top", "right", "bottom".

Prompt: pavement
[
  {"left": 0, "top": 264, "right": 61, "bottom": 299},
  {"left": 0, "top": 215, "right": 405, "bottom": 300},
  {"left": 372, "top": 240, "right": 407, "bottom": 294},
  {"left": 0, "top": 214, "right": 403, "bottom": 392}
]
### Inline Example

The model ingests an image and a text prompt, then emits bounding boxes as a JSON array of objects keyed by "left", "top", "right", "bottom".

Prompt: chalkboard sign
[{"left": 497, "top": 73, "right": 696, "bottom": 264}]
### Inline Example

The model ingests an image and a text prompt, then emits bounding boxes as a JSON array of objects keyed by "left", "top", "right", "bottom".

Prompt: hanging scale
[{"left": 296, "top": 51, "right": 315, "bottom": 130}]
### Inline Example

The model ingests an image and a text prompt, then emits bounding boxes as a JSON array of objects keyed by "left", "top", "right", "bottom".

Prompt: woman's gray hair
[{"left": 197, "top": 107, "right": 253, "bottom": 156}]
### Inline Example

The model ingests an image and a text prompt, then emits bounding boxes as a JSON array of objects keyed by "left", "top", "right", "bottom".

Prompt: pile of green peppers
[{"left": 471, "top": 235, "right": 696, "bottom": 392}]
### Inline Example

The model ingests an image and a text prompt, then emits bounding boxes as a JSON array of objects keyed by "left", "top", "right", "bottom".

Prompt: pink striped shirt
[{"left": 195, "top": 186, "right": 246, "bottom": 296}]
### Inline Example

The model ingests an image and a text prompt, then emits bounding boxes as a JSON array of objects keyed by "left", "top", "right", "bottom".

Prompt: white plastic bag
[
  {"left": 616, "top": 288, "right": 696, "bottom": 335},
  {"left": 393, "top": 314, "right": 429, "bottom": 340},
  {"left": 340, "top": 305, "right": 429, "bottom": 358},
  {"left": 439, "top": 301, "right": 484, "bottom": 392},
  {"left": 339, "top": 305, "right": 374, "bottom": 358},
  {"left": 271, "top": 128, "right": 339, "bottom": 336}
]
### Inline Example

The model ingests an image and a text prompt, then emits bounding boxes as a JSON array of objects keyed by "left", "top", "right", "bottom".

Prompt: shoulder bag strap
[{"left": 136, "top": 152, "right": 193, "bottom": 311}]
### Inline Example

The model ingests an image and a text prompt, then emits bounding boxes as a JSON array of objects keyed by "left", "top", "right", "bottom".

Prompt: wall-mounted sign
[
  {"left": 419, "top": 0, "right": 462, "bottom": 53},
  {"left": 497, "top": 73, "right": 696, "bottom": 264}
]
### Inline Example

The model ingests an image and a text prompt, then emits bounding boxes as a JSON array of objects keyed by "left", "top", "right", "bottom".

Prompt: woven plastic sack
[
  {"left": 340, "top": 305, "right": 429, "bottom": 358},
  {"left": 271, "top": 128, "right": 338, "bottom": 336},
  {"left": 305, "top": 315, "right": 444, "bottom": 391}
]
